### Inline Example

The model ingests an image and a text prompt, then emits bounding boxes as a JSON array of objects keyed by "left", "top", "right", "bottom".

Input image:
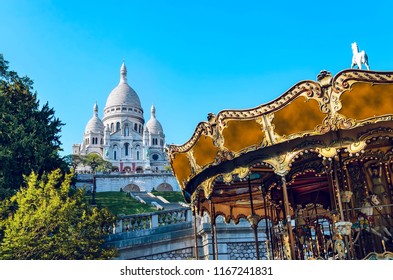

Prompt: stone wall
[
  {"left": 75, "top": 173, "right": 180, "bottom": 192},
  {"left": 135, "top": 248, "right": 194, "bottom": 260},
  {"left": 197, "top": 219, "right": 270, "bottom": 260},
  {"left": 227, "top": 242, "right": 268, "bottom": 260}
]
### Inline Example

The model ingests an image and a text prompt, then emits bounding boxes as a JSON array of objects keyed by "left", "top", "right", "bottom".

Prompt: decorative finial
[
  {"left": 93, "top": 102, "right": 98, "bottom": 116},
  {"left": 151, "top": 104, "right": 156, "bottom": 118},
  {"left": 207, "top": 113, "right": 216, "bottom": 123},
  {"left": 317, "top": 70, "right": 332, "bottom": 88},
  {"left": 351, "top": 42, "right": 370, "bottom": 70},
  {"left": 120, "top": 61, "right": 127, "bottom": 83}
]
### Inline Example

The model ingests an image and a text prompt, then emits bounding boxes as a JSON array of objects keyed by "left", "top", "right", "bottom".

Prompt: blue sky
[{"left": 2, "top": 0, "right": 393, "bottom": 156}]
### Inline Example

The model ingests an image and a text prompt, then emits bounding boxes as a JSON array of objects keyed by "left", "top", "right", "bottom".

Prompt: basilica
[{"left": 72, "top": 63, "right": 168, "bottom": 174}]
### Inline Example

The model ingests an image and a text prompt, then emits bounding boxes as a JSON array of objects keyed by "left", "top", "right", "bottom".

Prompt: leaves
[
  {"left": 0, "top": 54, "right": 66, "bottom": 199},
  {"left": 82, "top": 153, "right": 112, "bottom": 173},
  {"left": 0, "top": 169, "right": 117, "bottom": 259}
]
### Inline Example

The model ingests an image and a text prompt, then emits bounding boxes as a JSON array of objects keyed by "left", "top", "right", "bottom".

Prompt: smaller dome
[
  {"left": 145, "top": 104, "right": 163, "bottom": 135},
  {"left": 85, "top": 103, "right": 104, "bottom": 133}
]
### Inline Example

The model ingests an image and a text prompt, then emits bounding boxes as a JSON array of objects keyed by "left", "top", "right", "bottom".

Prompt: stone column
[{"left": 151, "top": 213, "right": 159, "bottom": 228}]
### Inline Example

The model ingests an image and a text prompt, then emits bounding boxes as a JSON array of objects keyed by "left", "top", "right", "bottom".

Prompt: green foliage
[
  {"left": 0, "top": 169, "right": 117, "bottom": 259},
  {"left": 82, "top": 153, "right": 112, "bottom": 173},
  {"left": 86, "top": 192, "right": 156, "bottom": 216},
  {"left": 0, "top": 54, "right": 66, "bottom": 199},
  {"left": 163, "top": 165, "right": 172, "bottom": 173}
]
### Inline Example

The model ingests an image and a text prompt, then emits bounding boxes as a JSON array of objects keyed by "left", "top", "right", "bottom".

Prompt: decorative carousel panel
[
  {"left": 221, "top": 119, "right": 266, "bottom": 154},
  {"left": 339, "top": 83, "right": 393, "bottom": 122},
  {"left": 191, "top": 135, "right": 219, "bottom": 168},
  {"left": 272, "top": 96, "right": 326, "bottom": 137},
  {"left": 170, "top": 152, "right": 192, "bottom": 190}
]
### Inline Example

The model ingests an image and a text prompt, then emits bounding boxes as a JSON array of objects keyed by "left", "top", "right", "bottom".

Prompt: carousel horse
[
  {"left": 351, "top": 42, "right": 370, "bottom": 70},
  {"left": 360, "top": 198, "right": 393, "bottom": 241},
  {"left": 334, "top": 237, "right": 346, "bottom": 260},
  {"left": 282, "top": 231, "right": 292, "bottom": 260}
]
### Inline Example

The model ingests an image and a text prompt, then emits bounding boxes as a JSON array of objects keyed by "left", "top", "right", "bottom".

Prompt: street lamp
[{"left": 90, "top": 161, "right": 98, "bottom": 206}]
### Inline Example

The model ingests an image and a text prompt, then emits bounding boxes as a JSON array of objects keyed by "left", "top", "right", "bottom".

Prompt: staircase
[{"left": 130, "top": 191, "right": 184, "bottom": 210}]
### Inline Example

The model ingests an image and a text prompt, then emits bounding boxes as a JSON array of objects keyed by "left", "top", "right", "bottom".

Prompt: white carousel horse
[{"left": 351, "top": 42, "right": 370, "bottom": 70}]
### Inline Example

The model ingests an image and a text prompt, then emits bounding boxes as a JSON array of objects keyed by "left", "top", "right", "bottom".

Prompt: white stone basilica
[{"left": 72, "top": 63, "right": 168, "bottom": 174}]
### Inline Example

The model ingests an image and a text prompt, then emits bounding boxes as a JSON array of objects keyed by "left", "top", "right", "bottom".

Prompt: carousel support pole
[
  {"left": 209, "top": 200, "right": 217, "bottom": 260},
  {"left": 213, "top": 206, "right": 219, "bottom": 260},
  {"left": 281, "top": 175, "right": 296, "bottom": 260},
  {"left": 269, "top": 204, "right": 276, "bottom": 259},
  {"left": 192, "top": 205, "right": 199, "bottom": 260},
  {"left": 327, "top": 163, "right": 337, "bottom": 212},
  {"left": 384, "top": 162, "right": 393, "bottom": 191},
  {"left": 248, "top": 178, "right": 261, "bottom": 260},
  {"left": 333, "top": 161, "right": 345, "bottom": 221},
  {"left": 333, "top": 161, "right": 352, "bottom": 259},
  {"left": 262, "top": 185, "right": 271, "bottom": 260}
]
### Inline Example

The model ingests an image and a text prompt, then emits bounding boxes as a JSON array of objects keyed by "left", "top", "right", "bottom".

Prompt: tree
[
  {"left": 82, "top": 153, "right": 112, "bottom": 173},
  {"left": 0, "top": 169, "right": 117, "bottom": 259},
  {"left": 63, "top": 154, "right": 83, "bottom": 171},
  {"left": 0, "top": 54, "right": 66, "bottom": 199}
]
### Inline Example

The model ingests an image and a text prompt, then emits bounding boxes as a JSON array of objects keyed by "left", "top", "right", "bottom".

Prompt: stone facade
[{"left": 75, "top": 173, "right": 179, "bottom": 192}]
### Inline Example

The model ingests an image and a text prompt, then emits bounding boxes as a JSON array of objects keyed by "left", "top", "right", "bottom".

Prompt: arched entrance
[
  {"left": 156, "top": 183, "right": 173, "bottom": 192},
  {"left": 122, "top": 184, "right": 140, "bottom": 192}
]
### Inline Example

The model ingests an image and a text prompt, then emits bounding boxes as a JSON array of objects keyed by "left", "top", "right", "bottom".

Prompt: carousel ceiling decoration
[{"left": 167, "top": 69, "right": 393, "bottom": 203}]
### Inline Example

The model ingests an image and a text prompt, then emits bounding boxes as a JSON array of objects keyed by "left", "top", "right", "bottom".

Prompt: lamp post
[{"left": 90, "top": 161, "right": 98, "bottom": 206}]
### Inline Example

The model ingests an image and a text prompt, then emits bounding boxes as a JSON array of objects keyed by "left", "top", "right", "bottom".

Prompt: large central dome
[{"left": 105, "top": 63, "right": 142, "bottom": 110}]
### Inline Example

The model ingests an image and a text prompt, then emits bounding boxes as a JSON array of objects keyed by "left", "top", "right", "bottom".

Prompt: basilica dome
[
  {"left": 85, "top": 103, "right": 104, "bottom": 133},
  {"left": 146, "top": 104, "right": 163, "bottom": 135},
  {"left": 105, "top": 63, "right": 142, "bottom": 110}
]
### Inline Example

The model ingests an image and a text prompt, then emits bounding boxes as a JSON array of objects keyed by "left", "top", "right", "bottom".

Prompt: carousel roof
[{"left": 167, "top": 69, "right": 393, "bottom": 222}]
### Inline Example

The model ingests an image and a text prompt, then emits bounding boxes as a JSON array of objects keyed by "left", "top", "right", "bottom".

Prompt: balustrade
[{"left": 112, "top": 207, "right": 191, "bottom": 233}]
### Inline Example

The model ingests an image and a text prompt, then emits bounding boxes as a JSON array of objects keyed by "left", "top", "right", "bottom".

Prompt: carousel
[{"left": 167, "top": 52, "right": 393, "bottom": 260}]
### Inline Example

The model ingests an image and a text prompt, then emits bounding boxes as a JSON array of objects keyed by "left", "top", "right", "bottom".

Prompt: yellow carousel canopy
[{"left": 167, "top": 69, "right": 393, "bottom": 205}]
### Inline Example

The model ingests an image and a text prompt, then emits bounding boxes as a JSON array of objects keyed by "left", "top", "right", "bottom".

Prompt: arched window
[
  {"left": 116, "top": 122, "right": 120, "bottom": 131},
  {"left": 124, "top": 143, "right": 129, "bottom": 156},
  {"left": 134, "top": 123, "right": 138, "bottom": 131},
  {"left": 113, "top": 144, "right": 118, "bottom": 160},
  {"left": 137, "top": 151, "right": 140, "bottom": 160},
  {"left": 124, "top": 124, "right": 129, "bottom": 136},
  {"left": 110, "top": 123, "right": 114, "bottom": 132}
]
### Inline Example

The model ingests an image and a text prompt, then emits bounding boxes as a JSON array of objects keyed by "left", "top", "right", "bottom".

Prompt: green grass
[
  {"left": 85, "top": 192, "right": 156, "bottom": 216},
  {"left": 152, "top": 191, "right": 187, "bottom": 203}
]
